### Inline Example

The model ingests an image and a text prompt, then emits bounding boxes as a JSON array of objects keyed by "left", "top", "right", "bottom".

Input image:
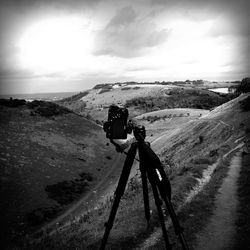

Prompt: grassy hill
[
  {"left": 58, "top": 83, "right": 235, "bottom": 123},
  {"left": 0, "top": 99, "right": 119, "bottom": 248},
  {"left": 20, "top": 92, "right": 250, "bottom": 250}
]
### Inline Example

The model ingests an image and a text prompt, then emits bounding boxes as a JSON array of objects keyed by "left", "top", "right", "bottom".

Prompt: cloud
[
  {"left": 0, "top": 0, "right": 249, "bottom": 90},
  {"left": 93, "top": 6, "right": 170, "bottom": 58},
  {"left": 0, "top": 0, "right": 100, "bottom": 10},
  {"left": 107, "top": 6, "right": 137, "bottom": 28},
  {"left": 0, "top": 67, "right": 35, "bottom": 80},
  {"left": 150, "top": 0, "right": 250, "bottom": 31}
]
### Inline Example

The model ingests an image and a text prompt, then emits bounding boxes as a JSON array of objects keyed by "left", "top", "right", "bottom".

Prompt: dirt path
[{"left": 194, "top": 152, "right": 242, "bottom": 250}]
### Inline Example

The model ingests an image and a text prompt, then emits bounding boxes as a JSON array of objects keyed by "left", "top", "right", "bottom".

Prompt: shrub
[
  {"left": 121, "top": 87, "right": 132, "bottom": 91},
  {"left": 27, "top": 100, "right": 71, "bottom": 117},
  {"left": 125, "top": 88, "right": 232, "bottom": 111},
  {"left": 236, "top": 77, "right": 250, "bottom": 94},
  {"left": 209, "top": 149, "right": 219, "bottom": 157},
  {"left": 0, "top": 98, "right": 26, "bottom": 107},
  {"left": 240, "top": 96, "right": 250, "bottom": 111},
  {"left": 93, "top": 83, "right": 111, "bottom": 89}
]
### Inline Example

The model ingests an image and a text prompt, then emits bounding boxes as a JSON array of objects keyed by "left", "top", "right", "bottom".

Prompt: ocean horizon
[{"left": 0, "top": 91, "right": 78, "bottom": 101}]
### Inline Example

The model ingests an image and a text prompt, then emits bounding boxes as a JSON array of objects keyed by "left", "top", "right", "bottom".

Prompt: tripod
[{"left": 100, "top": 128, "right": 189, "bottom": 250}]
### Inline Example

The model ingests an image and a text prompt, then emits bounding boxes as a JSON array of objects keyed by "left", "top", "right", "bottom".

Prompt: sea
[
  {"left": 208, "top": 87, "right": 237, "bottom": 94},
  {"left": 0, "top": 91, "right": 78, "bottom": 102},
  {"left": 208, "top": 88, "right": 229, "bottom": 94}
]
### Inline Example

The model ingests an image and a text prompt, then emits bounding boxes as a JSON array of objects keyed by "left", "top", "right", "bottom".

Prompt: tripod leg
[
  {"left": 140, "top": 141, "right": 189, "bottom": 250},
  {"left": 161, "top": 195, "right": 189, "bottom": 250},
  {"left": 100, "top": 142, "right": 137, "bottom": 250},
  {"left": 141, "top": 167, "right": 150, "bottom": 226},
  {"left": 138, "top": 148, "right": 150, "bottom": 225},
  {"left": 149, "top": 178, "right": 172, "bottom": 249},
  {"left": 152, "top": 166, "right": 189, "bottom": 250}
]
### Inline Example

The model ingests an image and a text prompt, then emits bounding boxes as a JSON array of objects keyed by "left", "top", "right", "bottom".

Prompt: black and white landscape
[{"left": 0, "top": 0, "right": 250, "bottom": 249}]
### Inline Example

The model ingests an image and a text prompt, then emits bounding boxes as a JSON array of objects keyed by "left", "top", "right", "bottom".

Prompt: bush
[
  {"left": 27, "top": 100, "right": 71, "bottom": 117},
  {"left": 240, "top": 96, "right": 250, "bottom": 111},
  {"left": 209, "top": 149, "right": 219, "bottom": 157},
  {"left": 99, "top": 88, "right": 112, "bottom": 94},
  {"left": 133, "top": 86, "right": 141, "bottom": 90},
  {"left": 93, "top": 83, "right": 111, "bottom": 89},
  {"left": 121, "top": 87, "right": 132, "bottom": 91},
  {"left": 125, "top": 88, "right": 232, "bottom": 111},
  {"left": 236, "top": 77, "right": 250, "bottom": 94},
  {"left": 0, "top": 98, "right": 26, "bottom": 107}
]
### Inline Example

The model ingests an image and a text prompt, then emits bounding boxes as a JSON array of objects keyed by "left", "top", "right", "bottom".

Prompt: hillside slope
[
  {"left": 25, "top": 94, "right": 250, "bottom": 249},
  {"left": 0, "top": 99, "right": 119, "bottom": 248},
  {"left": 58, "top": 83, "right": 234, "bottom": 122}
]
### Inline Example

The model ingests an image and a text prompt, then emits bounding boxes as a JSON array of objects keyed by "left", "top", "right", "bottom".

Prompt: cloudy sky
[{"left": 0, "top": 0, "right": 249, "bottom": 94}]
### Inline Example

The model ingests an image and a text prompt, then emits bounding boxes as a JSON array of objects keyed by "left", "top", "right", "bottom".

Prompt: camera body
[
  {"left": 104, "top": 105, "right": 145, "bottom": 141},
  {"left": 103, "top": 105, "right": 129, "bottom": 139}
]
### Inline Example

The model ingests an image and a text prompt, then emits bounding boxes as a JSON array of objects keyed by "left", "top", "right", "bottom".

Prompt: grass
[
  {"left": 234, "top": 152, "right": 250, "bottom": 249},
  {"left": 20, "top": 130, "right": 238, "bottom": 250},
  {"left": 151, "top": 156, "right": 232, "bottom": 249},
  {"left": 24, "top": 150, "right": 223, "bottom": 249},
  {"left": 57, "top": 91, "right": 89, "bottom": 103},
  {"left": 0, "top": 102, "right": 119, "bottom": 249},
  {"left": 8, "top": 96, "right": 247, "bottom": 249}
]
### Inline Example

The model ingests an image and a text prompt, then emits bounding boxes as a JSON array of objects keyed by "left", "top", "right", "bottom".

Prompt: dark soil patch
[
  {"left": 26, "top": 206, "right": 62, "bottom": 227},
  {"left": 45, "top": 172, "right": 93, "bottom": 205}
]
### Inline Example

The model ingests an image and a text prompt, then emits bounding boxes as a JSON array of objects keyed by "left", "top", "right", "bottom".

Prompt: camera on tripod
[
  {"left": 100, "top": 105, "right": 189, "bottom": 250},
  {"left": 103, "top": 105, "right": 145, "bottom": 141}
]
